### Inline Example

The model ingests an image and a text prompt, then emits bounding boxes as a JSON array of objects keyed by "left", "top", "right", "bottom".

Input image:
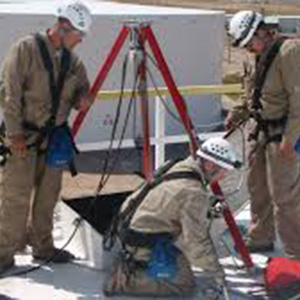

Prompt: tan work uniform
[
  {"left": 0, "top": 32, "right": 89, "bottom": 263},
  {"left": 231, "top": 38, "right": 300, "bottom": 260},
  {"left": 104, "top": 157, "right": 224, "bottom": 297}
]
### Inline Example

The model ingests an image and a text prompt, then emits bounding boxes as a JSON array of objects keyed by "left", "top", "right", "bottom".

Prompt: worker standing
[
  {"left": 226, "top": 11, "right": 300, "bottom": 260},
  {"left": 0, "top": 0, "right": 92, "bottom": 273}
]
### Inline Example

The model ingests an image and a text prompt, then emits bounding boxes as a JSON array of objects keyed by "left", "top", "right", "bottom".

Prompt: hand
[
  {"left": 279, "top": 140, "right": 295, "bottom": 161},
  {"left": 8, "top": 134, "right": 26, "bottom": 158},
  {"left": 78, "top": 95, "right": 93, "bottom": 112},
  {"left": 225, "top": 112, "right": 238, "bottom": 131}
]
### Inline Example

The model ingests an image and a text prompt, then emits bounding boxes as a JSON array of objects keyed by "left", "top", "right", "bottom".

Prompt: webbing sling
[
  {"left": 103, "top": 163, "right": 205, "bottom": 250},
  {"left": 120, "top": 171, "right": 203, "bottom": 248},
  {"left": 252, "top": 37, "right": 285, "bottom": 111},
  {"left": 250, "top": 37, "right": 286, "bottom": 143},
  {"left": 33, "top": 34, "right": 78, "bottom": 176},
  {"left": 25, "top": 34, "right": 71, "bottom": 147},
  {"left": 120, "top": 170, "right": 204, "bottom": 231}
]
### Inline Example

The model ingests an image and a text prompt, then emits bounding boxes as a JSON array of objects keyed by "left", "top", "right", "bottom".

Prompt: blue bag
[
  {"left": 146, "top": 239, "right": 178, "bottom": 280},
  {"left": 295, "top": 135, "right": 300, "bottom": 154},
  {"left": 46, "top": 123, "right": 77, "bottom": 169}
]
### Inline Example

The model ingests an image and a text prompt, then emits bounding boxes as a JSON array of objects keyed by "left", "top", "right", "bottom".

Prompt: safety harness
[
  {"left": 23, "top": 34, "right": 78, "bottom": 175},
  {"left": 103, "top": 159, "right": 206, "bottom": 251},
  {"left": 103, "top": 159, "right": 206, "bottom": 280},
  {"left": 249, "top": 37, "right": 287, "bottom": 144},
  {"left": 0, "top": 122, "right": 11, "bottom": 166}
]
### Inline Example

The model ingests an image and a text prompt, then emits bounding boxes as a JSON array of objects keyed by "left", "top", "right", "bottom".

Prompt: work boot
[
  {"left": 0, "top": 259, "right": 15, "bottom": 276},
  {"left": 33, "top": 248, "right": 75, "bottom": 263},
  {"left": 203, "top": 285, "right": 225, "bottom": 300},
  {"left": 103, "top": 279, "right": 116, "bottom": 297},
  {"left": 245, "top": 239, "right": 274, "bottom": 253}
]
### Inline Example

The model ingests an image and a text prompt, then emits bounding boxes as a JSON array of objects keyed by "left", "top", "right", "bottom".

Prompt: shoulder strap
[
  {"left": 103, "top": 167, "right": 204, "bottom": 250},
  {"left": 119, "top": 170, "right": 203, "bottom": 232},
  {"left": 252, "top": 37, "right": 286, "bottom": 111},
  {"left": 34, "top": 33, "right": 71, "bottom": 125},
  {"left": 162, "top": 170, "right": 203, "bottom": 183}
]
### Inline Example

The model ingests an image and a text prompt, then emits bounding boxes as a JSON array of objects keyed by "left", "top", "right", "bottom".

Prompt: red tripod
[{"left": 71, "top": 22, "right": 253, "bottom": 270}]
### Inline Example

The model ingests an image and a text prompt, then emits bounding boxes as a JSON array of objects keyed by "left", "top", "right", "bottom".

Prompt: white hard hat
[
  {"left": 55, "top": 0, "right": 92, "bottom": 34},
  {"left": 228, "top": 11, "right": 263, "bottom": 48},
  {"left": 197, "top": 137, "right": 241, "bottom": 170}
]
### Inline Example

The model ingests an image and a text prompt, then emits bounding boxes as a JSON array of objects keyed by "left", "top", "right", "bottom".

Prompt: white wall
[{"left": 0, "top": 1, "right": 225, "bottom": 148}]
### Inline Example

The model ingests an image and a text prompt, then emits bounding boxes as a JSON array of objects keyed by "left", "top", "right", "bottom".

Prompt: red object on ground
[{"left": 265, "top": 257, "right": 300, "bottom": 288}]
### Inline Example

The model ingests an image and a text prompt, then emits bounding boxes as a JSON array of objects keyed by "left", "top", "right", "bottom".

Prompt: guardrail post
[{"left": 155, "top": 95, "right": 166, "bottom": 169}]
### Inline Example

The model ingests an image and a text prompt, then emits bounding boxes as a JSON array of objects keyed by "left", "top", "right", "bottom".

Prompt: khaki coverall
[
  {"left": 231, "top": 38, "right": 300, "bottom": 260},
  {"left": 0, "top": 32, "right": 89, "bottom": 264},
  {"left": 104, "top": 157, "right": 224, "bottom": 297}
]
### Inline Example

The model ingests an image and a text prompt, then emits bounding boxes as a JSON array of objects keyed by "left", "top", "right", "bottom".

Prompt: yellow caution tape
[{"left": 96, "top": 84, "right": 242, "bottom": 101}]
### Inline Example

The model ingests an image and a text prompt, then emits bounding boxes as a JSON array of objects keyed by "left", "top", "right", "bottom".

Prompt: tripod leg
[
  {"left": 145, "top": 25, "right": 253, "bottom": 270},
  {"left": 72, "top": 27, "right": 130, "bottom": 137},
  {"left": 144, "top": 26, "right": 198, "bottom": 155},
  {"left": 137, "top": 29, "right": 152, "bottom": 180},
  {"left": 211, "top": 181, "right": 254, "bottom": 270}
]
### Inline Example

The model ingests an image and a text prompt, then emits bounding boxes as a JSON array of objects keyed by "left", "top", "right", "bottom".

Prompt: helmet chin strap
[
  {"left": 198, "top": 157, "right": 216, "bottom": 183},
  {"left": 206, "top": 168, "right": 220, "bottom": 183},
  {"left": 57, "top": 27, "right": 70, "bottom": 50},
  {"left": 201, "top": 157, "right": 226, "bottom": 183}
]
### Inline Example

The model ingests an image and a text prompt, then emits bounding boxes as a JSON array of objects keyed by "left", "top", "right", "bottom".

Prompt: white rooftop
[
  {"left": 0, "top": 130, "right": 292, "bottom": 299},
  {"left": 0, "top": 0, "right": 223, "bottom": 16},
  {"left": 0, "top": 200, "right": 283, "bottom": 300}
]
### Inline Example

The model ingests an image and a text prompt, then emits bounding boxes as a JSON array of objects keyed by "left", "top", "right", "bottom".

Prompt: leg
[
  {"left": 103, "top": 250, "right": 196, "bottom": 297},
  {"left": 267, "top": 143, "right": 300, "bottom": 260},
  {"left": 0, "top": 151, "right": 36, "bottom": 264},
  {"left": 28, "top": 153, "right": 63, "bottom": 257},
  {"left": 247, "top": 139, "right": 275, "bottom": 244}
]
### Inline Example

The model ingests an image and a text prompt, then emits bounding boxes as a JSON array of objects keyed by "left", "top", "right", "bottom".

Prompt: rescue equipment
[
  {"left": 45, "top": 122, "right": 78, "bottom": 170},
  {"left": 103, "top": 158, "right": 204, "bottom": 251},
  {"left": 248, "top": 37, "right": 287, "bottom": 144},
  {"left": 294, "top": 137, "right": 300, "bottom": 154},
  {"left": 32, "top": 34, "right": 78, "bottom": 175},
  {"left": 146, "top": 238, "right": 179, "bottom": 280},
  {"left": 252, "top": 38, "right": 285, "bottom": 111},
  {"left": 0, "top": 123, "right": 10, "bottom": 166},
  {"left": 0, "top": 138, "right": 10, "bottom": 166},
  {"left": 71, "top": 21, "right": 253, "bottom": 270},
  {"left": 264, "top": 257, "right": 300, "bottom": 299}
]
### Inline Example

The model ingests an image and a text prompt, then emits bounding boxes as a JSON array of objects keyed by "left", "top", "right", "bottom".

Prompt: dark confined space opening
[{"left": 63, "top": 191, "right": 132, "bottom": 235}]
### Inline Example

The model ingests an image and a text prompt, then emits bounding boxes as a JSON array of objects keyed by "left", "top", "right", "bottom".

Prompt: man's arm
[
  {"left": 225, "top": 61, "right": 253, "bottom": 131},
  {"left": 179, "top": 188, "right": 224, "bottom": 282},
  {"left": 280, "top": 41, "right": 300, "bottom": 160},
  {"left": 1, "top": 39, "right": 31, "bottom": 157},
  {"left": 70, "top": 57, "right": 91, "bottom": 111}
]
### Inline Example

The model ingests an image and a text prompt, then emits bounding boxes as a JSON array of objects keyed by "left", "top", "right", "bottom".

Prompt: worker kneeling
[{"left": 103, "top": 137, "right": 241, "bottom": 297}]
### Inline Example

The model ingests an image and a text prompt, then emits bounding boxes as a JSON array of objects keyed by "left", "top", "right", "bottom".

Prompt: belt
[{"left": 122, "top": 229, "right": 174, "bottom": 248}]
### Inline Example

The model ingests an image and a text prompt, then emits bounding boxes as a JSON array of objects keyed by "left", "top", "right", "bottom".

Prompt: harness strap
[
  {"left": 103, "top": 160, "right": 205, "bottom": 251},
  {"left": 35, "top": 33, "right": 71, "bottom": 123},
  {"left": 122, "top": 229, "right": 173, "bottom": 248},
  {"left": 120, "top": 170, "right": 204, "bottom": 230},
  {"left": 249, "top": 37, "right": 286, "bottom": 143},
  {"left": 249, "top": 115, "right": 287, "bottom": 144},
  {"left": 24, "top": 34, "right": 71, "bottom": 148},
  {"left": 252, "top": 37, "right": 286, "bottom": 111}
]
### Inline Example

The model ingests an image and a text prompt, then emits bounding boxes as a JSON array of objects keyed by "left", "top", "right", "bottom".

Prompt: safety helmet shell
[
  {"left": 229, "top": 11, "right": 263, "bottom": 48},
  {"left": 197, "top": 137, "right": 241, "bottom": 170},
  {"left": 55, "top": 0, "right": 92, "bottom": 34}
]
